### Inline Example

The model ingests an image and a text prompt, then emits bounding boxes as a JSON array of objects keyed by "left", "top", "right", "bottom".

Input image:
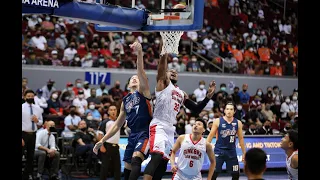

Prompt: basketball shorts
[
  {"left": 123, "top": 131, "right": 149, "bottom": 163},
  {"left": 214, "top": 149, "right": 239, "bottom": 173},
  {"left": 149, "top": 124, "right": 176, "bottom": 160},
  {"left": 172, "top": 170, "right": 202, "bottom": 180}
]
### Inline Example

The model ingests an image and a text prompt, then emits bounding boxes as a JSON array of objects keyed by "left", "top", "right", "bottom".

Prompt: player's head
[
  {"left": 167, "top": 69, "right": 178, "bottom": 84},
  {"left": 128, "top": 75, "right": 140, "bottom": 91},
  {"left": 224, "top": 102, "right": 236, "bottom": 118},
  {"left": 244, "top": 148, "right": 267, "bottom": 177},
  {"left": 108, "top": 105, "right": 118, "bottom": 120},
  {"left": 280, "top": 129, "right": 298, "bottom": 151},
  {"left": 192, "top": 118, "right": 207, "bottom": 135}
]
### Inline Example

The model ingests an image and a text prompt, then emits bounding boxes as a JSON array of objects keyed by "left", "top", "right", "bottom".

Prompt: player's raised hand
[
  {"left": 129, "top": 42, "right": 142, "bottom": 53},
  {"left": 171, "top": 164, "right": 178, "bottom": 173},
  {"left": 206, "top": 80, "right": 216, "bottom": 99},
  {"left": 93, "top": 140, "right": 103, "bottom": 155}
]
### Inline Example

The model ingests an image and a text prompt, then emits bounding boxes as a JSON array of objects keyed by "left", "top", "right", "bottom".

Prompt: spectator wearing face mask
[
  {"left": 187, "top": 55, "right": 201, "bottom": 72},
  {"left": 61, "top": 82, "right": 76, "bottom": 101},
  {"left": 96, "top": 82, "right": 109, "bottom": 97},
  {"left": 239, "top": 84, "right": 250, "bottom": 105},
  {"left": 82, "top": 81, "right": 91, "bottom": 99},
  {"left": 85, "top": 102, "right": 102, "bottom": 129},
  {"left": 47, "top": 91, "right": 63, "bottom": 116},
  {"left": 74, "top": 120, "right": 98, "bottom": 175},
  {"left": 244, "top": 46, "right": 258, "bottom": 61},
  {"left": 81, "top": 53, "right": 93, "bottom": 68},
  {"left": 62, "top": 105, "right": 81, "bottom": 138},
  {"left": 108, "top": 81, "right": 124, "bottom": 101},
  {"left": 280, "top": 96, "right": 295, "bottom": 121},
  {"left": 72, "top": 79, "right": 84, "bottom": 96},
  {"left": 234, "top": 103, "right": 246, "bottom": 124},
  {"left": 245, "top": 123, "right": 258, "bottom": 135},
  {"left": 31, "top": 30, "right": 48, "bottom": 51},
  {"left": 59, "top": 91, "right": 73, "bottom": 115},
  {"left": 69, "top": 56, "right": 82, "bottom": 67},
  {"left": 55, "top": 32, "right": 68, "bottom": 50},
  {"left": 72, "top": 89, "right": 88, "bottom": 116},
  {"left": 261, "top": 103, "right": 276, "bottom": 122},
  {"left": 168, "top": 57, "right": 181, "bottom": 72},
  {"left": 34, "top": 89, "right": 48, "bottom": 111},
  {"left": 34, "top": 120, "right": 60, "bottom": 180},
  {"left": 64, "top": 42, "right": 77, "bottom": 61},
  {"left": 93, "top": 55, "right": 107, "bottom": 68},
  {"left": 257, "top": 120, "right": 273, "bottom": 135},
  {"left": 50, "top": 50, "right": 62, "bottom": 66},
  {"left": 270, "top": 61, "right": 283, "bottom": 76},
  {"left": 231, "top": 86, "right": 240, "bottom": 104},
  {"left": 185, "top": 117, "right": 196, "bottom": 134},
  {"left": 41, "top": 79, "right": 56, "bottom": 101},
  {"left": 194, "top": 80, "right": 207, "bottom": 102}
]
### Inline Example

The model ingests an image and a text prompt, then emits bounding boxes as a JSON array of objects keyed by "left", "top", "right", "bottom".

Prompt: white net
[{"left": 160, "top": 31, "right": 184, "bottom": 55}]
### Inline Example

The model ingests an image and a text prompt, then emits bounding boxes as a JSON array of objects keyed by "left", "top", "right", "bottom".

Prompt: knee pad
[
  {"left": 231, "top": 172, "right": 240, "bottom": 180},
  {"left": 143, "top": 153, "right": 163, "bottom": 176},
  {"left": 131, "top": 156, "right": 143, "bottom": 166}
]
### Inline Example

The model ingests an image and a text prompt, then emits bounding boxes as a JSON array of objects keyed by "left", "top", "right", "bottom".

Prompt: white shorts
[
  {"left": 172, "top": 170, "right": 202, "bottom": 180},
  {"left": 149, "top": 124, "right": 175, "bottom": 159}
]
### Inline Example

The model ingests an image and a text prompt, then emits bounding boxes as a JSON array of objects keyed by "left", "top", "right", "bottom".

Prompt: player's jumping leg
[
  {"left": 143, "top": 152, "right": 164, "bottom": 180},
  {"left": 152, "top": 158, "right": 169, "bottom": 180}
]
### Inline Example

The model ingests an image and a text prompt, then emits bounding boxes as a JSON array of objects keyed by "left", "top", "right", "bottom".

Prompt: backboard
[{"left": 94, "top": 0, "right": 204, "bottom": 32}]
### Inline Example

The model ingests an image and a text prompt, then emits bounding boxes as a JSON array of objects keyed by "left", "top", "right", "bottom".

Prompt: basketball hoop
[{"left": 160, "top": 31, "right": 184, "bottom": 55}]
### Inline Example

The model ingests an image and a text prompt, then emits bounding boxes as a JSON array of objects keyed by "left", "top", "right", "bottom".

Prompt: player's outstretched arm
[
  {"left": 170, "top": 135, "right": 184, "bottom": 173},
  {"left": 206, "top": 142, "right": 216, "bottom": 180},
  {"left": 93, "top": 102, "right": 126, "bottom": 154},
  {"left": 237, "top": 120, "right": 246, "bottom": 162},
  {"left": 183, "top": 81, "right": 216, "bottom": 114},
  {"left": 130, "top": 42, "right": 151, "bottom": 99},
  {"left": 207, "top": 118, "right": 219, "bottom": 143},
  {"left": 156, "top": 53, "right": 169, "bottom": 91}
]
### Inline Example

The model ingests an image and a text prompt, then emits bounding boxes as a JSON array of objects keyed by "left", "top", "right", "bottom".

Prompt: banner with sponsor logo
[{"left": 117, "top": 136, "right": 285, "bottom": 172}]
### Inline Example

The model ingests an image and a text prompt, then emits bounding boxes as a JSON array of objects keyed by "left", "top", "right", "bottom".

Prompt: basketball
[{"left": 172, "top": 3, "right": 186, "bottom": 16}]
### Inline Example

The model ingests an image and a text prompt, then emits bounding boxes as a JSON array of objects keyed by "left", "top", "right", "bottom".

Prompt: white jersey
[
  {"left": 177, "top": 134, "right": 206, "bottom": 177},
  {"left": 151, "top": 81, "right": 184, "bottom": 126},
  {"left": 286, "top": 151, "right": 298, "bottom": 180}
]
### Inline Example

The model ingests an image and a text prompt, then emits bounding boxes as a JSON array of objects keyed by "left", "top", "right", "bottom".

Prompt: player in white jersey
[
  {"left": 143, "top": 52, "right": 216, "bottom": 180},
  {"left": 280, "top": 129, "right": 298, "bottom": 180},
  {"left": 170, "top": 118, "right": 216, "bottom": 180}
]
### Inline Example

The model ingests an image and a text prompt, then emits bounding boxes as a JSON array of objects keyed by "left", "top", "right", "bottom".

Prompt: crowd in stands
[
  {"left": 22, "top": 76, "right": 298, "bottom": 138},
  {"left": 22, "top": 0, "right": 298, "bottom": 76}
]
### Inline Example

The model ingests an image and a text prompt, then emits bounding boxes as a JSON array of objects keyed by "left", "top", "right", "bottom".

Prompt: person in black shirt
[
  {"left": 74, "top": 120, "right": 97, "bottom": 175},
  {"left": 244, "top": 148, "right": 267, "bottom": 180}
]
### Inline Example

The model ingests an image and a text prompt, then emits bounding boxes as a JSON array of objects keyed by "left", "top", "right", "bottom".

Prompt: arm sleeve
[{"left": 184, "top": 97, "right": 210, "bottom": 114}]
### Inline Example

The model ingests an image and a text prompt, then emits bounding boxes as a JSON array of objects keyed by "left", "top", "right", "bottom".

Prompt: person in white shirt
[
  {"left": 187, "top": 31, "right": 198, "bottom": 41},
  {"left": 194, "top": 80, "right": 214, "bottom": 111},
  {"left": 72, "top": 89, "right": 88, "bottom": 115},
  {"left": 280, "top": 97, "right": 296, "bottom": 121},
  {"left": 31, "top": 30, "right": 47, "bottom": 51},
  {"left": 34, "top": 89, "right": 48, "bottom": 111},
  {"left": 63, "top": 42, "right": 77, "bottom": 61},
  {"left": 62, "top": 105, "right": 81, "bottom": 138},
  {"left": 34, "top": 121, "right": 60, "bottom": 179},
  {"left": 280, "top": 130, "right": 298, "bottom": 180},
  {"left": 22, "top": 89, "right": 43, "bottom": 180},
  {"left": 170, "top": 118, "right": 215, "bottom": 180},
  {"left": 83, "top": 81, "right": 91, "bottom": 99},
  {"left": 202, "top": 34, "right": 214, "bottom": 50}
]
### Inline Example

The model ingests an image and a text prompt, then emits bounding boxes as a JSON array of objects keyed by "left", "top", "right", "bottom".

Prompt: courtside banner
[{"left": 117, "top": 136, "right": 285, "bottom": 172}]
